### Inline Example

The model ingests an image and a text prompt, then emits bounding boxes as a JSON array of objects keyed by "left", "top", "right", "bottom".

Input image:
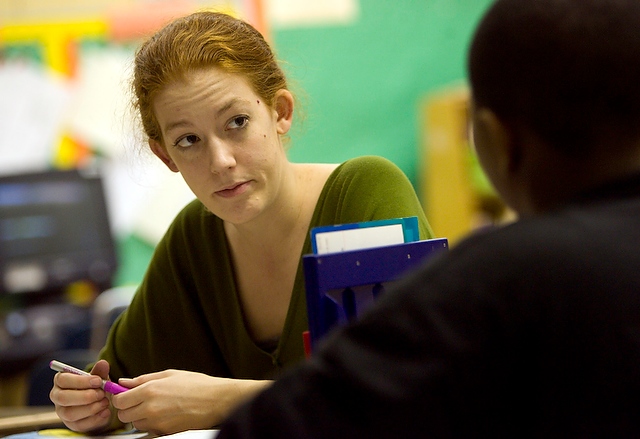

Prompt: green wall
[
  {"left": 114, "top": 0, "right": 494, "bottom": 286},
  {"left": 274, "top": 0, "right": 493, "bottom": 187}
]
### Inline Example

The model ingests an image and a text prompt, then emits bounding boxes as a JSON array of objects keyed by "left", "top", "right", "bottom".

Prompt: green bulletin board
[{"left": 274, "top": 0, "right": 493, "bottom": 188}]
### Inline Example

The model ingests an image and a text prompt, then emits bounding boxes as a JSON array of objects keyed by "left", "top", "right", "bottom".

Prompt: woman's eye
[
  {"left": 227, "top": 115, "right": 249, "bottom": 130},
  {"left": 174, "top": 134, "right": 199, "bottom": 148}
]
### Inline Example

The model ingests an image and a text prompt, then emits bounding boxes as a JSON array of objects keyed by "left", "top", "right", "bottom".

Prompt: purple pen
[{"left": 50, "top": 359, "right": 129, "bottom": 394}]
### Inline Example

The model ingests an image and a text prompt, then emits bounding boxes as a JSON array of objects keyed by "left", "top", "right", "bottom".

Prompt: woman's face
[{"left": 149, "top": 67, "right": 293, "bottom": 225}]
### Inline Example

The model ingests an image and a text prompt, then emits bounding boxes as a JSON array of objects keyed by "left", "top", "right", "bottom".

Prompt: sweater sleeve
[
  {"left": 315, "top": 156, "right": 434, "bottom": 239},
  {"left": 98, "top": 200, "right": 232, "bottom": 380}
]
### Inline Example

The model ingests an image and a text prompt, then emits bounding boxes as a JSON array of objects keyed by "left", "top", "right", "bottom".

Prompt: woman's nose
[{"left": 208, "top": 141, "right": 236, "bottom": 173}]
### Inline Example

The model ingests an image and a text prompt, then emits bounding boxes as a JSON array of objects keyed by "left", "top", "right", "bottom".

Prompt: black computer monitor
[{"left": 0, "top": 168, "right": 117, "bottom": 296}]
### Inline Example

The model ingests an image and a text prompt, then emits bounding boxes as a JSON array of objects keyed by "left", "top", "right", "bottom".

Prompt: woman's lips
[{"left": 215, "top": 181, "right": 250, "bottom": 198}]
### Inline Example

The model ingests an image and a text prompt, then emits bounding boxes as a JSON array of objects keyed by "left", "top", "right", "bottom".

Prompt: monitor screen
[{"left": 0, "top": 169, "right": 117, "bottom": 295}]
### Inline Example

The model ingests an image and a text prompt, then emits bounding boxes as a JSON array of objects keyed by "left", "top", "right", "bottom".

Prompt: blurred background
[{"left": 0, "top": 0, "right": 507, "bottom": 406}]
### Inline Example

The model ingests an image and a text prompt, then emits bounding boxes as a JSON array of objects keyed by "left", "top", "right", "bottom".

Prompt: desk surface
[
  {"left": 0, "top": 409, "right": 220, "bottom": 439},
  {"left": 0, "top": 407, "right": 63, "bottom": 436}
]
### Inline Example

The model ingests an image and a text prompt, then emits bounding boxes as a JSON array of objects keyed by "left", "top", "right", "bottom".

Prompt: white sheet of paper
[
  {"left": 0, "top": 62, "right": 71, "bottom": 175},
  {"left": 99, "top": 152, "right": 193, "bottom": 242},
  {"left": 267, "top": 0, "right": 359, "bottom": 28},
  {"left": 64, "top": 45, "right": 135, "bottom": 158},
  {"left": 314, "top": 223, "right": 404, "bottom": 254},
  {"left": 159, "top": 430, "right": 219, "bottom": 439}
]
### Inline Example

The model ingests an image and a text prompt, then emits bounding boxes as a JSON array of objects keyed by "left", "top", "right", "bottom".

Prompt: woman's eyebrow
[
  {"left": 217, "top": 98, "right": 251, "bottom": 116},
  {"left": 164, "top": 119, "right": 191, "bottom": 134}
]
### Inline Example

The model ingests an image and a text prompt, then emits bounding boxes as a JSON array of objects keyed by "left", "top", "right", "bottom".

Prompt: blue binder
[{"left": 303, "top": 237, "right": 448, "bottom": 351}]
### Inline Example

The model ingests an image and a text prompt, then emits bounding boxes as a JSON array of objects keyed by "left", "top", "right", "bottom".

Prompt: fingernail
[{"left": 90, "top": 377, "right": 103, "bottom": 387}]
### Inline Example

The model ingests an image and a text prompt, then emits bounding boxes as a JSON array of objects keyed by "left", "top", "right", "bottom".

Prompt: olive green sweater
[{"left": 100, "top": 156, "right": 433, "bottom": 380}]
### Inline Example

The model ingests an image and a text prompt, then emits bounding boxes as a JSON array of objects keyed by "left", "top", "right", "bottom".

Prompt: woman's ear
[
  {"left": 149, "top": 139, "right": 179, "bottom": 173},
  {"left": 273, "top": 89, "right": 294, "bottom": 135}
]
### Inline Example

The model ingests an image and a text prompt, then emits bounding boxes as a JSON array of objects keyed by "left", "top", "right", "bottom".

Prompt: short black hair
[{"left": 468, "top": 0, "right": 640, "bottom": 155}]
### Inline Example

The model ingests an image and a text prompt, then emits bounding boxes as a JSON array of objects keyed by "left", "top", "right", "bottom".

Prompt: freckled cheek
[{"left": 175, "top": 152, "right": 208, "bottom": 173}]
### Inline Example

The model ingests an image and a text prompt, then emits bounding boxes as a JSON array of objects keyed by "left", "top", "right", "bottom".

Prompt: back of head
[
  {"left": 132, "top": 11, "right": 288, "bottom": 143},
  {"left": 468, "top": 0, "right": 640, "bottom": 156}
]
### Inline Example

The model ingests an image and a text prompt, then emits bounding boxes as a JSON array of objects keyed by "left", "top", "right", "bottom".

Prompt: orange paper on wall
[{"left": 106, "top": 0, "right": 199, "bottom": 42}]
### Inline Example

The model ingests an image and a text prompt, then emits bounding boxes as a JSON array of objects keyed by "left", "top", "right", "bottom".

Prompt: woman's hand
[
  {"left": 112, "top": 370, "right": 272, "bottom": 435},
  {"left": 49, "top": 360, "right": 122, "bottom": 433}
]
